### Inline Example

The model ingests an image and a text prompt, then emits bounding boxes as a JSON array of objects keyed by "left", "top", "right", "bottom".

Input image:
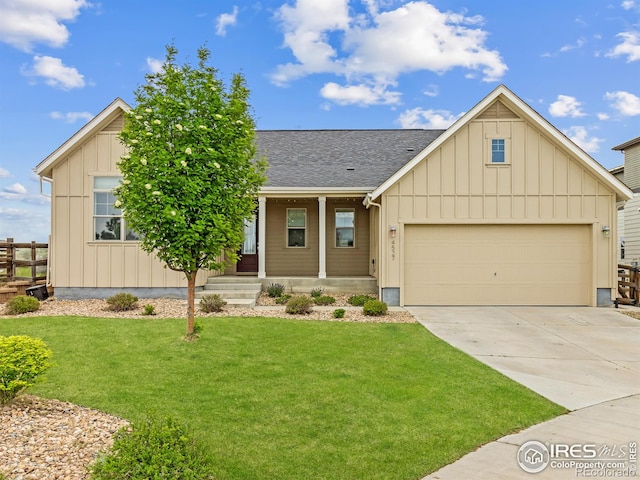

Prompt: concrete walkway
[{"left": 407, "top": 306, "right": 640, "bottom": 479}]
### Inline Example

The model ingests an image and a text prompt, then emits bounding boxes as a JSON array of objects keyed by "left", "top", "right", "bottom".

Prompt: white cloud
[
  {"left": 0, "top": 0, "right": 89, "bottom": 51},
  {"left": 320, "top": 81, "right": 401, "bottom": 105},
  {"left": 423, "top": 84, "right": 439, "bottom": 97},
  {"left": 23, "top": 55, "right": 85, "bottom": 89},
  {"left": 50, "top": 111, "right": 94, "bottom": 123},
  {"left": 598, "top": 112, "right": 610, "bottom": 120},
  {"left": 559, "top": 37, "right": 586, "bottom": 53},
  {"left": 271, "top": 0, "right": 507, "bottom": 106},
  {"left": 397, "top": 107, "right": 462, "bottom": 129},
  {"left": 146, "top": 57, "right": 163, "bottom": 74},
  {"left": 3, "top": 183, "right": 27, "bottom": 195},
  {"left": 607, "top": 31, "right": 640, "bottom": 62},
  {"left": 549, "top": 95, "right": 586, "bottom": 118},
  {"left": 0, "top": 206, "right": 50, "bottom": 243},
  {"left": 621, "top": 1, "right": 636, "bottom": 10},
  {"left": 605, "top": 91, "right": 640, "bottom": 115},
  {"left": 0, "top": 167, "right": 9, "bottom": 178},
  {"left": 215, "top": 6, "right": 239, "bottom": 36},
  {"left": 563, "top": 126, "right": 604, "bottom": 153}
]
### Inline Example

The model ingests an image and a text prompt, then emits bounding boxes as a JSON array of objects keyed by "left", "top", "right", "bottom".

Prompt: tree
[{"left": 116, "top": 45, "right": 267, "bottom": 338}]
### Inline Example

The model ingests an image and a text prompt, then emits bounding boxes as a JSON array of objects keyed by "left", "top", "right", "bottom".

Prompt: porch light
[
  {"left": 389, "top": 225, "right": 397, "bottom": 238},
  {"left": 601, "top": 225, "right": 610, "bottom": 238}
]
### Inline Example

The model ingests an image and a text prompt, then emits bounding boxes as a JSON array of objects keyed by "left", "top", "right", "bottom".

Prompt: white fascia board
[{"left": 260, "top": 187, "right": 372, "bottom": 198}]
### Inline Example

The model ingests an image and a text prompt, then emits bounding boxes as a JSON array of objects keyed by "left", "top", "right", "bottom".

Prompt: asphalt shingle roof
[{"left": 255, "top": 129, "right": 446, "bottom": 189}]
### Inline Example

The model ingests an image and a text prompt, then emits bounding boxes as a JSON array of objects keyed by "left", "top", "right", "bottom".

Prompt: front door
[{"left": 236, "top": 215, "right": 258, "bottom": 273}]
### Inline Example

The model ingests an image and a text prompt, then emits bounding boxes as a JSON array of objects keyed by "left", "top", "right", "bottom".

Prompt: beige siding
[
  {"left": 381, "top": 104, "right": 617, "bottom": 306},
  {"left": 404, "top": 225, "right": 591, "bottom": 305},
  {"left": 326, "top": 199, "right": 369, "bottom": 276},
  {"left": 50, "top": 113, "right": 210, "bottom": 289}
]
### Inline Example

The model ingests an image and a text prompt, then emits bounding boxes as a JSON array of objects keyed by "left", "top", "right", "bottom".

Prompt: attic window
[{"left": 486, "top": 137, "right": 510, "bottom": 165}]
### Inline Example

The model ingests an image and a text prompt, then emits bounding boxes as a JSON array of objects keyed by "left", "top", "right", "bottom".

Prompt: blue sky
[{"left": 1, "top": 0, "right": 639, "bottom": 242}]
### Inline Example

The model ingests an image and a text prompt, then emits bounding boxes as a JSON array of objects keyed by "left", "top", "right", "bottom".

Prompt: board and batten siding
[
  {"left": 379, "top": 101, "right": 617, "bottom": 305},
  {"left": 50, "top": 117, "right": 210, "bottom": 289}
]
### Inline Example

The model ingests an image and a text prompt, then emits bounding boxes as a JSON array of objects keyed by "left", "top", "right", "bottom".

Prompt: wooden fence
[
  {"left": 616, "top": 264, "right": 640, "bottom": 306},
  {"left": 0, "top": 238, "right": 48, "bottom": 284}
]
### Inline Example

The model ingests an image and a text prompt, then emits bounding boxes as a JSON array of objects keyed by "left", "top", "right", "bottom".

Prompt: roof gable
[
  {"left": 35, "top": 98, "right": 130, "bottom": 179},
  {"left": 367, "top": 85, "right": 632, "bottom": 203}
]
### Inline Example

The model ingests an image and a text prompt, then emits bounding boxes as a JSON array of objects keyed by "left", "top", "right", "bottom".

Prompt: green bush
[
  {"left": 363, "top": 300, "right": 388, "bottom": 316},
  {"left": 5, "top": 295, "right": 40, "bottom": 315},
  {"left": 0, "top": 335, "right": 52, "bottom": 405},
  {"left": 310, "top": 287, "right": 324, "bottom": 298},
  {"left": 314, "top": 295, "right": 335, "bottom": 306},
  {"left": 347, "top": 294, "right": 376, "bottom": 307},
  {"left": 89, "top": 416, "right": 216, "bottom": 480},
  {"left": 285, "top": 296, "right": 314, "bottom": 315},
  {"left": 275, "top": 294, "right": 292, "bottom": 305},
  {"left": 333, "top": 308, "right": 346, "bottom": 319},
  {"left": 199, "top": 294, "right": 226, "bottom": 313},
  {"left": 266, "top": 283, "right": 285, "bottom": 298},
  {"left": 106, "top": 293, "right": 138, "bottom": 312},
  {"left": 142, "top": 304, "right": 156, "bottom": 316}
]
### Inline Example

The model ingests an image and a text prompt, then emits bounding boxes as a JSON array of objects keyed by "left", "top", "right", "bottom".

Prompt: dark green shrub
[
  {"left": 347, "top": 294, "right": 376, "bottom": 306},
  {"left": 5, "top": 295, "right": 40, "bottom": 315},
  {"left": 199, "top": 294, "right": 226, "bottom": 313},
  {"left": 314, "top": 295, "right": 335, "bottom": 305},
  {"left": 89, "top": 416, "right": 216, "bottom": 479},
  {"left": 266, "top": 283, "right": 285, "bottom": 297},
  {"left": 275, "top": 294, "right": 292, "bottom": 305},
  {"left": 142, "top": 304, "right": 156, "bottom": 316},
  {"left": 363, "top": 299, "right": 388, "bottom": 316},
  {"left": 310, "top": 287, "right": 324, "bottom": 298},
  {"left": 285, "top": 296, "right": 314, "bottom": 315},
  {"left": 333, "top": 308, "right": 346, "bottom": 319},
  {"left": 106, "top": 293, "right": 138, "bottom": 312},
  {"left": 0, "top": 335, "right": 52, "bottom": 405}
]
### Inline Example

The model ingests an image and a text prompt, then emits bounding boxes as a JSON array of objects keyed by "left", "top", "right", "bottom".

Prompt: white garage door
[{"left": 403, "top": 224, "right": 591, "bottom": 305}]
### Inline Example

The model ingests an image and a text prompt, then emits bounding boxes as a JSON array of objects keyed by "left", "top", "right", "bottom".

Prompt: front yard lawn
[{"left": 0, "top": 316, "right": 565, "bottom": 479}]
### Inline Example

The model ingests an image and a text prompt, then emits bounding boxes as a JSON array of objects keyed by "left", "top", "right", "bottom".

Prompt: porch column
[
  {"left": 318, "top": 196, "right": 327, "bottom": 279},
  {"left": 258, "top": 195, "right": 266, "bottom": 279}
]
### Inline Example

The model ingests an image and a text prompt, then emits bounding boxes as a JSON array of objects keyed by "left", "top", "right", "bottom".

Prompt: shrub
[
  {"left": 275, "top": 294, "right": 292, "bottom": 305},
  {"left": 363, "top": 299, "right": 388, "bottom": 316},
  {"left": 89, "top": 416, "right": 216, "bottom": 480},
  {"left": 314, "top": 295, "right": 335, "bottom": 306},
  {"left": 199, "top": 294, "right": 226, "bottom": 313},
  {"left": 0, "top": 335, "right": 52, "bottom": 405},
  {"left": 266, "top": 283, "right": 285, "bottom": 298},
  {"left": 4, "top": 295, "right": 40, "bottom": 315},
  {"left": 347, "top": 294, "right": 376, "bottom": 306},
  {"left": 142, "top": 304, "right": 156, "bottom": 316},
  {"left": 106, "top": 293, "right": 138, "bottom": 312},
  {"left": 333, "top": 308, "right": 346, "bottom": 319},
  {"left": 310, "top": 287, "right": 324, "bottom": 298},
  {"left": 285, "top": 296, "right": 314, "bottom": 315}
]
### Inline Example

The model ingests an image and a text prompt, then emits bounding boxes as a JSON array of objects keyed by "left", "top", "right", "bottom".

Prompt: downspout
[{"left": 363, "top": 194, "right": 382, "bottom": 299}]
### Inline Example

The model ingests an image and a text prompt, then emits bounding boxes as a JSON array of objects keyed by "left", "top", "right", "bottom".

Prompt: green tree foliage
[
  {"left": 0, "top": 335, "right": 52, "bottom": 405},
  {"left": 116, "top": 44, "right": 266, "bottom": 337}
]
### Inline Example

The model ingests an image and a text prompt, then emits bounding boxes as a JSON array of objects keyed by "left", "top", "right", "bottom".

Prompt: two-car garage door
[{"left": 403, "top": 224, "right": 591, "bottom": 305}]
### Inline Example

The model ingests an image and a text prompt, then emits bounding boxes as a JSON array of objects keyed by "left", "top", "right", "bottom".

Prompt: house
[
  {"left": 35, "top": 85, "right": 631, "bottom": 306},
  {"left": 610, "top": 136, "right": 640, "bottom": 262}
]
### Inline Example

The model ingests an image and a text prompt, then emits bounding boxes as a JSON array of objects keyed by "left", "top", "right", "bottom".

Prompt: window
[
  {"left": 491, "top": 139, "right": 505, "bottom": 163},
  {"left": 335, "top": 208, "right": 355, "bottom": 247},
  {"left": 93, "top": 177, "right": 139, "bottom": 241},
  {"left": 287, "top": 208, "right": 306, "bottom": 247}
]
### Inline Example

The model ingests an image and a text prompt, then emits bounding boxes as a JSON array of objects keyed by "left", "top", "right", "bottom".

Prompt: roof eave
[
  {"left": 612, "top": 136, "right": 640, "bottom": 151},
  {"left": 260, "top": 187, "right": 372, "bottom": 198}
]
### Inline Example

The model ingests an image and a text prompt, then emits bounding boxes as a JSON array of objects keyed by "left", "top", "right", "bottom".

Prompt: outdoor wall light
[
  {"left": 601, "top": 225, "right": 610, "bottom": 238},
  {"left": 389, "top": 225, "right": 397, "bottom": 238}
]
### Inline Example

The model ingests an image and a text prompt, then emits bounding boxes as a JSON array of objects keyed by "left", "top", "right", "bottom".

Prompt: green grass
[{"left": 0, "top": 316, "right": 566, "bottom": 479}]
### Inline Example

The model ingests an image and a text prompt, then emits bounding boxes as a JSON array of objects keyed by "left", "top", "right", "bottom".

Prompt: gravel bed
[{"left": 0, "top": 293, "right": 416, "bottom": 478}]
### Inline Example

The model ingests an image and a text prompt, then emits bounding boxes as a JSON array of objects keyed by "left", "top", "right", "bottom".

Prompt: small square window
[{"left": 491, "top": 139, "right": 505, "bottom": 163}]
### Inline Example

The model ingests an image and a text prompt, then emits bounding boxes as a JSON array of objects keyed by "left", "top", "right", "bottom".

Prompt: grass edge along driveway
[{"left": 0, "top": 316, "right": 566, "bottom": 480}]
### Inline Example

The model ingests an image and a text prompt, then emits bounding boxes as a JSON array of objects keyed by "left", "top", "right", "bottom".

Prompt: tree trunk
[{"left": 186, "top": 270, "right": 197, "bottom": 337}]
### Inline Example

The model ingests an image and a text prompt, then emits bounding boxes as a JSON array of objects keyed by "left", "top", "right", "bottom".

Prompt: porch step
[{"left": 196, "top": 277, "right": 263, "bottom": 308}]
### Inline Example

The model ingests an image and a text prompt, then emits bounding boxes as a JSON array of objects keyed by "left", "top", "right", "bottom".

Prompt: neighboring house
[
  {"left": 35, "top": 85, "right": 631, "bottom": 306},
  {"left": 610, "top": 136, "right": 640, "bottom": 263}
]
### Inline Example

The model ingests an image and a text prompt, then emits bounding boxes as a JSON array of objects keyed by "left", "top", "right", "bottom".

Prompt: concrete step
[
  {"left": 197, "top": 289, "right": 261, "bottom": 300},
  {"left": 203, "top": 282, "right": 262, "bottom": 291},
  {"left": 205, "top": 276, "right": 260, "bottom": 284}
]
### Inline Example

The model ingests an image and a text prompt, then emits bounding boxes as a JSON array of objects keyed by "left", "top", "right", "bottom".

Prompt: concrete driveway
[{"left": 407, "top": 306, "right": 640, "bottom": 479}]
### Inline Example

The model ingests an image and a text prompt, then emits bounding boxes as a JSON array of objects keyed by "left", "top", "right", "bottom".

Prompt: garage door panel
[{"left": 404, "top": 225, "right": 591, "bottom": 305}]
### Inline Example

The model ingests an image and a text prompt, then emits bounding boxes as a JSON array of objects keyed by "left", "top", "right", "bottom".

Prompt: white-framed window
[
  {"left": 93, "top": 176, "right": 139, "bottom": 241},
  {"left": 487, "top": 137, "right": 510, "bottom": 165},
  {"left": 287, "top": 208, "right": 306, "bottom": 247},
  {"left": 335, "top": 208, "right": 355, "bottom": 248}
]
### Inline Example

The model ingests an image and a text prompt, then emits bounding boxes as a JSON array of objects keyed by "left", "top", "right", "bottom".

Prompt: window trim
[
  {"left": 286, "top": 208, "right": 307, "bottom": 248},
  {"left": 93, "top": 175, "right": 138, "bottom": 242},
  {"left": 486, "top": 136, "right": 511, "bottom": 165},
  {"left": 335, "top": 208, "right": 355, "bottom": 248}
]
